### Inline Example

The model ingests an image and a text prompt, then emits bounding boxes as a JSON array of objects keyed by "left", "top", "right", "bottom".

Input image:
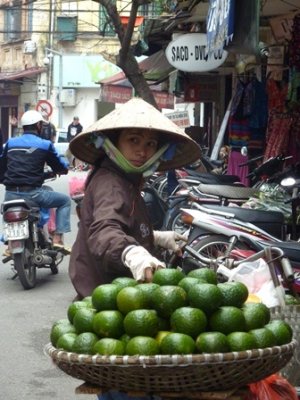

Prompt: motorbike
[
  {"left": 1, "top": 176, "right": 67, "bottom": 290},
  {"left": 180, "top": 203, "right": 300, "bottom": 294}
]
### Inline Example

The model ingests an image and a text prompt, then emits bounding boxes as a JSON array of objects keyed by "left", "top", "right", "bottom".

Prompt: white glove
[
  {"left": 153, "top": 231, "right": 188, "bottom": 252},
  {"left": 122, "top": 245, "right": 166, "bottom": 281}
]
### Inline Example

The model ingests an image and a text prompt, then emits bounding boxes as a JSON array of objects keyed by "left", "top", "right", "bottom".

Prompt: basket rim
[{"left": 45, "top": 339, "right": 297, "bottom": 367}]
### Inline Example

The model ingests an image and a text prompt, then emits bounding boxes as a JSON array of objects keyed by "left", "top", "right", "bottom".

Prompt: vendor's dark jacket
[
  {"left": 0, "top": 131, "right": 68, "bottom": 186},
  {"left": 69, "top": 157, "right": 155, "bottom": 298}
]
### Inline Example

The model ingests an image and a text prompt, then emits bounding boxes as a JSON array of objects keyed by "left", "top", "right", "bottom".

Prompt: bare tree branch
[{"left": 92, "top": 0, "right": 157, "bottom": 107}]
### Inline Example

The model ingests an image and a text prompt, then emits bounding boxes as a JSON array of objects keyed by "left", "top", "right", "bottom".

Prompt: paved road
[{"left": 0, "top": 171, "right": 90, "bottom": 399}]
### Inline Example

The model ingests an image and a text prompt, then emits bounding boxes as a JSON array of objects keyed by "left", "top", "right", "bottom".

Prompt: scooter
[{"left": 1, "top": 178, "right": 67, "bottom": 290}]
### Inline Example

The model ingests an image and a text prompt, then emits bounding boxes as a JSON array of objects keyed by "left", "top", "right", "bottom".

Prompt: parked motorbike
[
  {"left": 1, "top": 176, "right": 67, "bottom": 290},
  {"left": 180, "top": 203, "right": 300, "bottom": 294}
]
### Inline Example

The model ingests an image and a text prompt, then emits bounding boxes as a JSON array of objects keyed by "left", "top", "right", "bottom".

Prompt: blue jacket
[{"left": 0, "top": 131, "right": 69, "bottom": 187}]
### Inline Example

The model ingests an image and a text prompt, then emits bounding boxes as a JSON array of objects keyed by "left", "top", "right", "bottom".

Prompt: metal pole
[
  {"left": 45, "top": 47, "right": 63, "bottom": 127},
  {"left": 58, "top": 54, "right": 63, "bottom": 128}
]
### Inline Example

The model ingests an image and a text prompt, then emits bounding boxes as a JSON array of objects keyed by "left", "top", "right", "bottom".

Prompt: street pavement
[{"left": 0, "top": 170, "right": 89, "bottom": 399}]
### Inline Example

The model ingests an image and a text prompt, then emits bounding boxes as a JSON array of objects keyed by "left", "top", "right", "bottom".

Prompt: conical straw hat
[{"left": 69, "top": 98, "right": 201, "bottom": 171}]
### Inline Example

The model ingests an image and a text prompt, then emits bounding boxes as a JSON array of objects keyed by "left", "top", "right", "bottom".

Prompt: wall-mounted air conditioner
[
  {"left": 23, "top": 40, "right": 37, "bottom": 54},
  {"left": 60, "top": 89, "right": 77, "bottom": 106}
]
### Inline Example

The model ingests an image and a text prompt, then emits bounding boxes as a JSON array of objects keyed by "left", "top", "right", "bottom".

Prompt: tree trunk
[{"left": 92, "top": 0, "right": 158, "bottom": 108}]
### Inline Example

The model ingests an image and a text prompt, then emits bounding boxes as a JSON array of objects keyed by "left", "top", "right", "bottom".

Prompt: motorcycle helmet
[{"left": 20, "top": 110, "right": 45, "bottom": 126}]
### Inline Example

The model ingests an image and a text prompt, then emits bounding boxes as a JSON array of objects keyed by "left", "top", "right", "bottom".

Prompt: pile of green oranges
[{"left": 50, "top": 268, "right": 293, "bottom": 356}]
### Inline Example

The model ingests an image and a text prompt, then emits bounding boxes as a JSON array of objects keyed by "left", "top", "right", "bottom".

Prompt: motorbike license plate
[{"left": 3, "top": 221, "right": 29, "bottom": 240}]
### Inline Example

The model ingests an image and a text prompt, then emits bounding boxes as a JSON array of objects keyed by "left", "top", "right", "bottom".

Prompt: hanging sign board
[
  {"left": 165, "top": 33, "right": 228, "bottom": 73},
  {"left": 206, "top": 0, "right": 235, "bottom": 54}
]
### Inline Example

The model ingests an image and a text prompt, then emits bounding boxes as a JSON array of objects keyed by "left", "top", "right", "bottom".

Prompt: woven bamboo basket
[
  {"left": 271, "top": 304, "right": 300, "bottom": 387},
  {"left": 45, "top": 339, "right": 296, "bottom": 392}
]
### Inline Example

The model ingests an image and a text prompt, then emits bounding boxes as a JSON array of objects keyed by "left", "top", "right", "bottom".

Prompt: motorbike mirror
[
  {"left": 281, "top": 177, "right": 296, "bottom": 187},
  {"left": 241, "top": 146, "right": 248, "bottom": 157}
]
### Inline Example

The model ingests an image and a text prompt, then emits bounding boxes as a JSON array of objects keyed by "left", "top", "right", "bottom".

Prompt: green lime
[
  {"left": 72, "top": 332, "right": 99, "bottom": 354},
  {"left": 243, "top": 303, "right": 271, "bottom": 330},
  {"left": 56, "top": 333, "right": 78, "bottom": 352},
  {"left": 120, "top": 333, "right": 131, "bottom": 346},
  {"left": 160, "top": 332, "right": 195, "bottom": 355},
  {"left": 52, "top": 318, "right": 70, "bottom": 327},
  {"left": 178, "top": 277, "right": 205, "bottom": 293},
  {"left": 187, "top": 268, "right": 217, "bottom": 284},
  {"left": 126, "top": 336, "right": 159, "bottom": 355},
  {"left": 209, "top": 306, "right": 246, "bottom": 334},
  {"left": 227, "top": 332, "right": 257, "bottom": 352},
  {"left": 123, "top": 309, "right": 159, "bottom": 337},
  {"left": 217, "top": 282, "right": 249, "bottom": 308},
  {"left": 116, "top": 286, "right": 147, "bottom": 314},
  {"left": 136, "top": 283, "right": 160, "bottom": 308},
  {"left": 73, "top": 307, "right": 96, "bottom": 334},
  {"left": 249, "top": 328, "right": 277, "bottom": 349},
  {"left": 152, "top": 268, "right": 185, "bottom": 286},
  {"left": 195, "top": 332, "right": 229, "bottom": 353},
  {"left": 112, "top": 277, "right": 138, "bottom": 290},
  {"left": 93, "top": 310, "right": 124, "bottom": 338},
  {"left": 170, "top": 307, "right": 207, "bottom": 338},
  {"left": 151, "top": 285, "right": 188, "bottom": 318},
  {"left": 82, "top": 296, "right": 93, "bottom": 307},
  {"left": 50, "top": 322, "right": 76, "bottom": 347},
  {"left": 155, "top": 331, "right": 172, "bottom": 346},
  {"left": 67, "top": 301, "right": 91, "bottom": 323},
  {"left": 188, "top": 283, "right": 223, "bottom": 315},
  {"left": 93, "top": 338, "right": 125, "bottom": 355},
  {"left": 265, "top": 320, "right": 293, "bottom": 345},
  {"left": 91, "top": 284, "right": 120, "bottom": 311}
]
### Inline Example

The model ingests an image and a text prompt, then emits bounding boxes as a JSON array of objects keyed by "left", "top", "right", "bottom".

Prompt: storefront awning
[
  {"left": 99, "top": 51, "right": 176, "bottom": 109},
  {"left": 100, "top": 50, "right": 175, "bottom": 85},
  {"left": 0, "top": 67, "right": 47, "bottom": 81}
]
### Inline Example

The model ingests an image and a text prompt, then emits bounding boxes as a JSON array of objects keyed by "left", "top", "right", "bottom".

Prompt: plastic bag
[
  {"left": 247, "top": 374, "right": 298, "bottom": 400},
  {"left": 68, "top": 174, "right": 87, "bottom": 197},
  {"left": 227, "top": 258, "right": 285, "bottom": 307}
]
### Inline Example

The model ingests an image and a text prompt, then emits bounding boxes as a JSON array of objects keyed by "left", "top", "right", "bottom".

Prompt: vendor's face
[{"left": 116, "top": 129, "right": 159, "bottom": 167}]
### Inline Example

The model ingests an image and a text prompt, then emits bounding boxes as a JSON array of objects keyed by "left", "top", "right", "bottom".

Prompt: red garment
[
  {"left": 264, "top": 111, "right": 293, "bottom": 160},
  {"left": 266, "top": 79, "right": 288, "bottom": 113}
]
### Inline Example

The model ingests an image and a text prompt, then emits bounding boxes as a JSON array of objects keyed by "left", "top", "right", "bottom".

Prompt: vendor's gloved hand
[
  {"left": 153, "top": 230, "right": 188, "bottom": 253},
  {"left": 122, "top": 245, "right": 166, "bottom": 282}
]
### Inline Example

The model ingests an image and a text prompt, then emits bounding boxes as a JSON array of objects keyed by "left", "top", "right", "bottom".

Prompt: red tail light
[{"left": 3, "top": 208, "right": 29, "bottom": 222}]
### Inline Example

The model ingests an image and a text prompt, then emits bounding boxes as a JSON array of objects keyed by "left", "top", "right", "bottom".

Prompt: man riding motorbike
[{"left": 0, "top": 109, "right": 71, "bottom": 252}]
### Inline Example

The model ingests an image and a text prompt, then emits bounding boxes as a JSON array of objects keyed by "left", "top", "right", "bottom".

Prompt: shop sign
[
  {"left": 100, "top": 85, "right": 174, "bottom": 109},
  {"left": 165, "top": 33, "right": 228, "bottom": 72},
  {"left": 164, "top": 111, "right": 190, "bottom": 128},
  {"left": 206, "top": 0, "right": 235, "bottom": 54}
]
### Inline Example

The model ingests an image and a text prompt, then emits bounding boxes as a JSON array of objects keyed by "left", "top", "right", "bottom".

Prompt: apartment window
[
  {"left": 56, "top": 16, "right": 77, "bottom": 41},
  {"left": 139, "top": 2, "right": 163, "bottom": 31},
  {"left": 99, "top": 1, "right": 115, "bottom": 37},
  {"left": 4, "top": 5, "right": 22, "bottom": 41}
]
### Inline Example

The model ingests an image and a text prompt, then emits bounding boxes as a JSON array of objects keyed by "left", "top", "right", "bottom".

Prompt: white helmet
[{"left": 21, "top": 110, "right": 45, "bottom": 126}]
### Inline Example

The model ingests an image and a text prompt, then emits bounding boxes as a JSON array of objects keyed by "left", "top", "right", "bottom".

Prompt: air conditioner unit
[
  {"left": 23, "top": 40, "right": 37, "bottom": 54},
  {"left": 60, "top": 89, "right": 77, "bottom": 106}
]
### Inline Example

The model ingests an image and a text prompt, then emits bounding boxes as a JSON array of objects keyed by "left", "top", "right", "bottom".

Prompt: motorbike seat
[
  {"left": 204, "top": 204, "right": 285, "bottom": 239},
  {"left": 184, "top": 169, "right": 240, "bottom": 184},
  {"left": 196, "top": 184, "right": 258, "bottom": 200}
]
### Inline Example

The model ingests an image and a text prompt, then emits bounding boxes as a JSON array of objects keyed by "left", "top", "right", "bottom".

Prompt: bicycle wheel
[{"left": 183, "top": 234, "right": 248, "bottom": 272}]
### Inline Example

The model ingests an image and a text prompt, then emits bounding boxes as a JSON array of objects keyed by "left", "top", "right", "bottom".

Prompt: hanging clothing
[
  {"left": 229, "top": 77, "right": 268, "bottom": 151},
  {"left": 266, "top": 79, "right": 288, "bottom": 113},
  {"left": 264, "top": 111, "right": 293, "bottom": 160},
  {"left": 227, "top": 150, "right": 250, "bottom": 187}
]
